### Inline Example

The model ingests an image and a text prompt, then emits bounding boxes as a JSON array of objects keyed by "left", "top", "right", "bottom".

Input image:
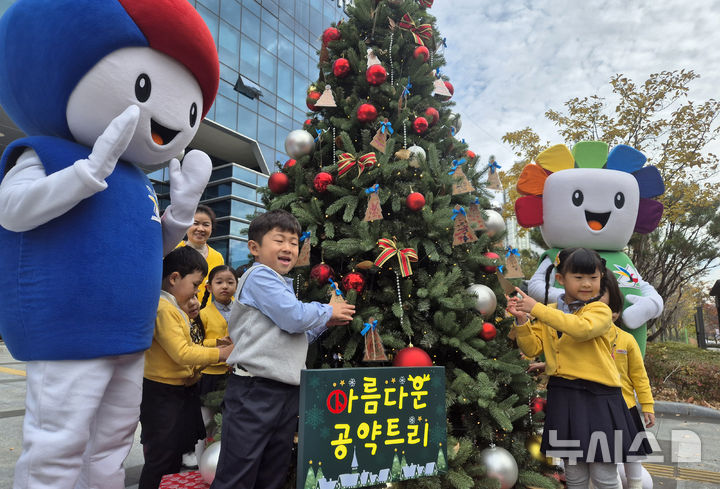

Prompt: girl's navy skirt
[{"left": 541, "top": 376, "right": 649, "bottom": 463}]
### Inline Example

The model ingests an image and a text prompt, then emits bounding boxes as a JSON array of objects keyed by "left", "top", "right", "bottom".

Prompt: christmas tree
[{"left": 264, "top": 1, "right": 558, "bottom": 488}]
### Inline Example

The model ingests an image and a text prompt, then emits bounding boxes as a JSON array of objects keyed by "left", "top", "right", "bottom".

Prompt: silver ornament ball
[
  {"left": 284, "top": 130, "right": 315, "bottom": 159},
  {"left": 480, "top": 446, "right": 518, "bottom": 489},
  {"left": 408, "top": 145, "right": 426, "bottom": 162},
  {"left": 483, "top": 209, "right": 506, "bottom": 235},
  {"left": 466, "top": 284, "right": 497, "bottom": 316},
  {"left": 449, "top": 113, "right": 462, "bottom": 133},
  {"left": 199, "top": 441, "right": 222, "bottom": 484}
]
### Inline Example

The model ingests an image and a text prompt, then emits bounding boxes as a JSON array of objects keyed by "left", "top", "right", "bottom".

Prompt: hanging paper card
[
  {"left": 362, "top": 318, "right": 388, "bottom": 362},
  {"left": 451, "top": 167, "right": 474, "bottom": 195},
  {"left": 504, "top": 249, "right": 524, "bottom": 278},
  {"left": 452, "top": 205, "right": 477, "bottom": 246},
  {"left": 328, "top": 279, "right": 347, "bottom": 306},
  {"left": 466, "top": 202, "right": 486, "bottom": 231},
  {"left": 296, "top": 233, "right": 311, "bottom": 267},
  {"left": 487, "top": 170, "right": 502, "bottom": 190},
  {"left": 395, "top": 148, "right": 411, "bottom": 160},
  {"left": 370, "top": 127, "right": 388, "bottom": 153},
  {"left": 363, "top": 185, "right": 384, "bottom": 221},
  {"left": 432, "top": 78, "right": 451, "bottom": 97},
  {"left": 366, "top": 48, "right": 381, "bottom": 67},
  {"left": 315, "top": 85, "right": 336, "bottom": 107},
  {"left": 495, "top": 270, "right": 516, "bottom": 295}
]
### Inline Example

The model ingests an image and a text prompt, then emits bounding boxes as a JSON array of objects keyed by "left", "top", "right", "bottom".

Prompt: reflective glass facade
[{"left": 151, "top": 0, "right": 345, "bottom": 269}]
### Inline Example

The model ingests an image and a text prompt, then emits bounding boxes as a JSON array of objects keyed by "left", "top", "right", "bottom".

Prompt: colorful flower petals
[
  {"left": 517, "top": 163, "right": 548, "bottom": 196},
  {"left": 536, "top": 144, "right": 574, "bottom": 172},
  {"left": 572, "top": 140, "right": 608, "bottom": 169},
  {"left": 607, "top": 144, "right": 646, "bottom": 173}
]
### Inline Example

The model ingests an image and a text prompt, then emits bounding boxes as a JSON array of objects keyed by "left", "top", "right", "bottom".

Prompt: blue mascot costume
[{"left": 0, "top": 0, "right": 219, "bottom": 487}]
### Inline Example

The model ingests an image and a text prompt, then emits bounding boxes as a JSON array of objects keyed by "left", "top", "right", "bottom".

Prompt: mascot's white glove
[
  {"left": 623, "top": 293, "right": 663, "bottom": 330},
  {"left": 74, "top": 105, "right": 139, "bottom": 186},
  {"left": 161, "top": 150, "right": 212, "bottom": 255}
]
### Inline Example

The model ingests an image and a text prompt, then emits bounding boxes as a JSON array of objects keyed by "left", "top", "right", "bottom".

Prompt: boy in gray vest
[{"left": 212, "top": 210, "right": 355, "bottom": 489}]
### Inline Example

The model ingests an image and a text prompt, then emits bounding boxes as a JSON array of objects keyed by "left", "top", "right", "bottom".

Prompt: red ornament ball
[
  {"left": 313, "top": 171, "right": 333, "bottom": 192},
  {"left": 530, "top": 396, "right": 547, "bottom": 414},
  {"left": 481, "top": 252, "right": 501, "bottom": 273},
  {"left": 341, "top": 272, "right": 366, "bottom": 294},
  {"left": 357, "top": 103, "right": 378, "bottom": 123},
  {"left": 479, "top": 322, "right": 497, "bottom": 341},
  {"left": 413, "top": 45, "right": 430, "bottom": 62},
  {"left": 413, "top": 116, "right": 429, "bottom": 134},
  {"left": 310, "top": 263, "right": 334, "bottom": 284},
  {"left": 366, "top": 64, "right": 387, "bottom": 85},
  {"left": 466, "top": 150, "right": 476, "bottom": 159},
  {"left": 406, "top": 192, "right": 426, "bottom": 211},
  {"left": 304, "top": 118, "right": 313, "bottom": 126},
  {"left": 268, "top": 172, "right": 289, "bottom": 194},
  {"left": 393, "top": 346, "right": 433, "bottom": 367},
  {"left": 284, "top": 159, "right": 297, "bottom": 168},
  {"left": 424, "top": 107, "right": 439, "bottom": 126},
  {"left": 322, "top": 27, "right": 341, "bottom": 44},
  {"left": 444, "top": 81, "right": 454, "bottom": 97},
  {"left": 333, "top": 58, "right": 351, "bottom": 78},
  {"left": 306, "top": 91, "right": 321, "bottom": 111}
]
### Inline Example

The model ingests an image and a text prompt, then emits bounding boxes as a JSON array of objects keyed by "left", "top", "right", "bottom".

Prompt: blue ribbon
[
  {"left": 441, "top": 37, "right": 447, "bottom": 48},
  {"left": 448, "top": 158, "right": 466, "bottom": 174},
  {"left": 328, "top": 278, "right": 343, "bottom": 296},
  {"left": 365, "top": 184, "right": 380, "bottom": 194},
  {"left": 380, "top": 121, "right": 394, "bottom": 134},
  {"left": 451, "top": 207, "right": 466, "bottom": 220},
  {"left": 314, "top": 128, "right": 323, "bottom": 143},
  {"left": 506, "top": 247, "right": 520, "bottom": 258},
  {"left": 461, "top": 138, "right": 466, "bottom": 145},
  {"left": 300, "top": 231, "right": 311, "bottom": 242},
  {"left": 450, "top": 126, "right": 456, "bottom": 136},
  {"left": 489, "top": 160, "right": 502, "bottom": 173},
  {"left": 361, "top": 319, "right": 378, "bottom": 336},
  {"left": 435, "top": 68, "right": 442, "bottom": 79},
  {"left": 498, "top": 265, "right": 505, "bottom": 274},
  {"left": 402, "top": 78, "right": 412, "bottom": 98},
  {"left": 474, "top": 197, "right": 480, "bottom": 205}
]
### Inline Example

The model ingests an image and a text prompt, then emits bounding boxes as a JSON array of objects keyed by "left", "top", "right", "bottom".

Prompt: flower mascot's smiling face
[{"left": 514, "top": 141, "right": 665, "bottom": 250}]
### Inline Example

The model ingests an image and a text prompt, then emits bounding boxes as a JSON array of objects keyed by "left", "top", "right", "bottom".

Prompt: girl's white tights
[{"left": 565, "top": 460, "right": 621, "bottom": 489}]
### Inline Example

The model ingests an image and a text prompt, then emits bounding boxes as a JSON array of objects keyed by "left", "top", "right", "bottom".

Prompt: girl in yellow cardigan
[
  {"left": 197, "top": 264, "right": 237, "bottom": 397},
  {"left": 602, "top": 272, "right": 654, "bottom": 489},
  {"left": 507, "top": 248, "right": 641, "bottom": 489}
]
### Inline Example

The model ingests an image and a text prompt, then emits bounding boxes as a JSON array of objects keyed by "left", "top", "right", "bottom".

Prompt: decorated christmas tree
[{"left": 264, "top": 1, "right": 559, "bottom": 488}]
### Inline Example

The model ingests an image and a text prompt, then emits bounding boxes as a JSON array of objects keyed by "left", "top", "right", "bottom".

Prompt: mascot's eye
[
  {"left": 614, "top": 192, "right": 625, "bottom": 209},
  {"left": 189, "top": 103, "right": 198, "bottom": 127},
  {"left": 135, "top": 74, "right": 151, "bottom": 103},
  {"left": 572, "top": 190, "right": 584, "bottom": 207}
]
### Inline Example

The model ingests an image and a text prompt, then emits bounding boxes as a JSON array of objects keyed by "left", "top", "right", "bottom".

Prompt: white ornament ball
[
  {"left": 480, "top": 446, "right": 518, "bottom": 489},
  {"left": 284, "top": 130, "right": 314, "bottom": 159},
  {"left": 483, "top": 209, "right": 506, "bottom": 235},
  {"left": 199, "top": 441, "right": 222, "bottom": 484},
  {"left": 466, "top": 284, "right": 497, "bottom": 316},
  {"left": 408, "top": 145, "right": 426, "bottom": 162},
  {"left": 449, "top": 113, "right": 462, "bottom": 133}
]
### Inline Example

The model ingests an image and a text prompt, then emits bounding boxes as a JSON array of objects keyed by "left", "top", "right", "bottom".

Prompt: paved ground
[{"left": 2, "top": 343, "right": 720, "bottom": 488}]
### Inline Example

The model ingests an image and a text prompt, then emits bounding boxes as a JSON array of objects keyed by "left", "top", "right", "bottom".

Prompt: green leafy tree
[
  {"left": 263, "top": 1, "right": 557, "bottom": 488},
  {"left": 391, "top": 452, "right": 402, "bottom": 481},
  {"left": 304, "top": 464, "right": 317, "bottom": 489},
  {"left": 435, "top": 447, "right": 446, "bottom": 473},
  {"left": 501, "top": 70, "right": 720, "bottom": 341}
]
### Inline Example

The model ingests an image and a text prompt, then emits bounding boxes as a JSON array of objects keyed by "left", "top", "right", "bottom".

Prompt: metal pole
[{"left": 695, "top": 306, "right": 706, "bottom": 349}]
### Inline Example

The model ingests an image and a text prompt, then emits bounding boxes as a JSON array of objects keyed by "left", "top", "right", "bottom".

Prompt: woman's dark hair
[
  {"left": 248, "top": 209, "right": 302, "bottom": 243},
  {"left": 200, "top": 264, "right": 236, "bottom": 308},
  {"left": 543, "top": 247, "right": 606, "bottom": 304},
  {"left": 162, "top": 246, "right": 208, "bottom": 279},
  {"left": 195, "top": 204, "right": 216, "bottom": 230},
  {"left": 602, "top": 269, "right": 624, "bottom": 325}
]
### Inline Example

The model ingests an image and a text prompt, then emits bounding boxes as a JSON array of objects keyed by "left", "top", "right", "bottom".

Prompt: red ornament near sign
[
  {"left": 304, "top": 118, "right": 313, "bottom": 126},
  {"left": 284, "top": 159, "right": 297, "bottom": 168},
  {"left": 268, "top": 172, "right": 289, "bottom": 194},
  {"left": 366, "top": 64, "right": 387, "bottom": 85},
  {"left": 393, "top": 346, "right": 432, "bottom": 367},
  {"left": 444, "top": 81, "right": 454, "bottom": 97},
  {"left": 313, "top": 171, "right": 333, "bottom": 192},
  {"left": 413, "top": 116, "right": 429, "bottom": 134},
  {"left": 413, "top": 45, "right": 430, "bottom": 62},
  {"left": 341, "top": 272, "right": 366, "bottom": 294},
  {"left": 333, "top": 58, "right": 351, "bottom": 78},
  {"left": 466, "top": 150, "right": 476, "bottom": 159},
  {"left": 357, "top": 103, "right": 378, "bottom": 123},
  {"left": 310, "top": 263, "right": 334, "bottom": 283},
  {"left": 479, "top": 322, "right": 497, "bottom": 341},
  {"left": 530, "top": 396, "right": 547, "bottom": 414},
  {"left": 322, "top": 27, "right": 341, "bottom": 44},
  {"left": 406, "top": 192, "right": 426, "bottom": 211}
]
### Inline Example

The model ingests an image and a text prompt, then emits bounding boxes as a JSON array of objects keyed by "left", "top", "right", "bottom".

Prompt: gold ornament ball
[{"left": 525, "top": 434, "right": 553, "bottom": 466}]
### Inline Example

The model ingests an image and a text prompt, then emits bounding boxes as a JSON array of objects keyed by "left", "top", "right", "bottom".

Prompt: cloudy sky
[{"left": 431, "top": 0, "right": 720, "bottom": 167}]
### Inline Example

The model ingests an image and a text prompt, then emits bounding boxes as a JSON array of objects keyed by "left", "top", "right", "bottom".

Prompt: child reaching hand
[
  {"left": 139, "top": 247, "right": 234, "bottom": 489},
  {"left": 507, "top": 247, "right": 641, "bottom": 489}
]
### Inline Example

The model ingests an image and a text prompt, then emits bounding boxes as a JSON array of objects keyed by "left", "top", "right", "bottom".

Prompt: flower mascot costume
[
  {"left": 0, "top": 0, "right": 219, "bottom": 487},
  {"left": 515, "top": 141, "right": 665, "bottom": 356}
]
